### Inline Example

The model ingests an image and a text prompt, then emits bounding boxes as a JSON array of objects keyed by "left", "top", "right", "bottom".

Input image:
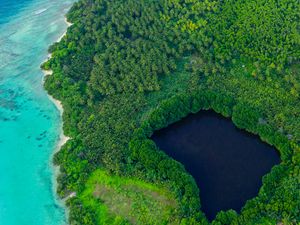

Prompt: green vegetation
[
  {"left": 43, "top": 0, "right": 300, "bottom": 224},
  {"left": 207, "top": 0, "right": 300, "bottom": 73},
  {"left": 72, "top": 169, "right": 179, "bottom": 224}
]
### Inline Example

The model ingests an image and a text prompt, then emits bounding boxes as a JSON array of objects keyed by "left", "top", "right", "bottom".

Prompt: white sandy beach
[
  {"left": 41, "top": 16, "right": 75, "bottom": 223},
  {"left": 42, "top": 16, "right": 72, "bottom": 148}
]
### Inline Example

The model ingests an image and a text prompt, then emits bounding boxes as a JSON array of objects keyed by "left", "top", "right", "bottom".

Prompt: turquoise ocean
[{"left": 0, "top": 0, "right": 74, "bottom": 224}]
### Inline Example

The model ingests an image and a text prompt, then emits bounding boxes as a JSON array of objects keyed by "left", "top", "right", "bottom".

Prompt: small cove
[{"left": 151, "top": 110, "right": 281, "bottom": 221}]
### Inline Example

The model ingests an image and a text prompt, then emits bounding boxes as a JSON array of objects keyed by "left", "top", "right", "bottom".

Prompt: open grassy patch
[{"left": 79, "top": 170, "right": 180, "bottom": 225}]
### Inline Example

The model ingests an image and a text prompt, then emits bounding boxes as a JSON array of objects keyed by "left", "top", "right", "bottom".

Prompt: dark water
[
  {"left": 0, "top": 0, "right": 33, "bottom": 24},
  {"left": 152, "top": 110, "right": 280, "bottom": 221}
]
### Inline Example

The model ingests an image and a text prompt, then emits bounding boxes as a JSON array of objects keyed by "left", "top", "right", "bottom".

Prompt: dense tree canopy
[
  {"left": 208, "top": 0, "right": 300, "bottom": 72},
  {"left": 42, "top": 0, "right": 300, "bottom": 224}
]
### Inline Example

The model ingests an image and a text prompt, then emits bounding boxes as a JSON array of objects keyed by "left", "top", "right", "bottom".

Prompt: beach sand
[
  {"left": 42, "top": 16, "right": 75, "bottom": 223},
  {"left": 57, "top": 18, "right": 72, "bottom": 43},
  {"left": 42, "top": 16, "right": 72, "bottom": 147}
]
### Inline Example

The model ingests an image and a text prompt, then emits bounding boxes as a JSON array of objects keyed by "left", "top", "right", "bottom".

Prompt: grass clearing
[{"left": 79, "top": 170, "right": 180, "bottom": 225}]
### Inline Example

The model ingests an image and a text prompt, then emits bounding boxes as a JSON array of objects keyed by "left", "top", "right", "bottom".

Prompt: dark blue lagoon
[{"left": 152, "top": 110, "right": 281, "bottom": 221}]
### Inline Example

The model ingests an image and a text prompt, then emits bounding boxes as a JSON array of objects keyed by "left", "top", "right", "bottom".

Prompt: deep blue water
[
  {"left": 152, "top": 110, "right": 280, "bottom": 221},
  {"left": 0, "top": 0, "right": 74, "bottom": 224},
  {"left": 0, "top": 0, "right": 33, "bottom": 25}
]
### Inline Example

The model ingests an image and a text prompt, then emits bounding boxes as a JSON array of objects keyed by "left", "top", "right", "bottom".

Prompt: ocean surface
[{"left": 0, "top": 0, "right": 74, "bottom": 224}]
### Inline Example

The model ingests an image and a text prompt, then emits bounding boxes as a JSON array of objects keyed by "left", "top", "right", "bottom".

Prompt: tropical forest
[{"left": 42, "top": 0, "right": 300, "bottom": 224}]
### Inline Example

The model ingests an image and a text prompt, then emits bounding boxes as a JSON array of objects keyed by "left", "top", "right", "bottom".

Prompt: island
[{"left": 42, "top": 0, "right": 300, "bottom": 224}]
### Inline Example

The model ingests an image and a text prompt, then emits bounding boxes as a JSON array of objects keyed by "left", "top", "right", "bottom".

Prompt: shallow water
[
  {"left": 0, "top": 0, "right": 74, "bottom": 224},
  {"left": 152, "top": 110, "right": 281, "bottom": 221}
]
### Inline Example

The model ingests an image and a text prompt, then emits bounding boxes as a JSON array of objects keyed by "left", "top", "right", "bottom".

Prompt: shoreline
[
  {"left": 41, "top": 16, "right": 75, "bottom": 224},
  {"left": 42, "top": 17, "right": 71, "bottom": 76}
]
